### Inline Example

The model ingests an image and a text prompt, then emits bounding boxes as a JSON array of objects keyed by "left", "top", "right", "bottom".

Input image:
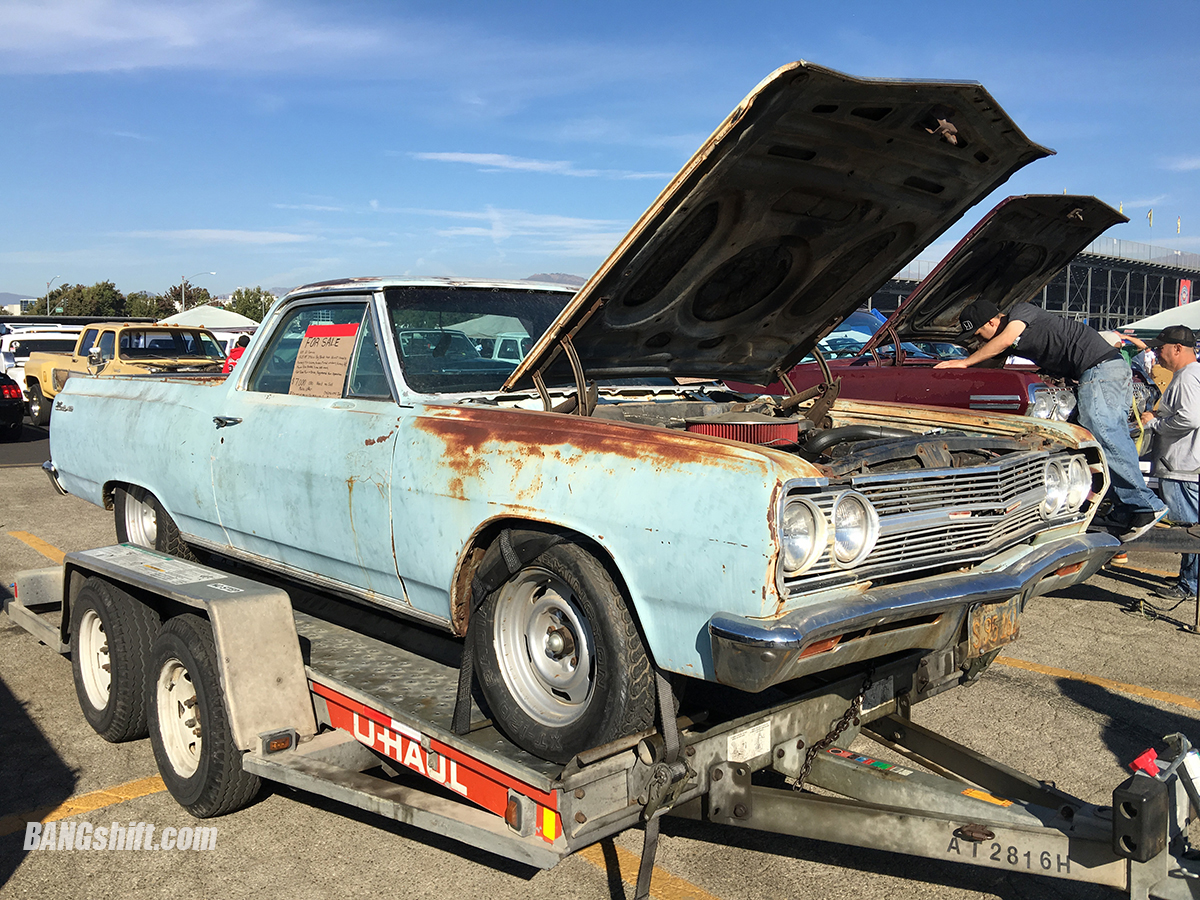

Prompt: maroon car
[{"left": 731, "top": 195, "right": 1139, "bottom": 425}]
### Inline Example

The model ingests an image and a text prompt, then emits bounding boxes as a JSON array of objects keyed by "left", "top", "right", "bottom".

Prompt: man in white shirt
[{"left": 1141, "top": 325, "right": 1200, "bottom": 600}]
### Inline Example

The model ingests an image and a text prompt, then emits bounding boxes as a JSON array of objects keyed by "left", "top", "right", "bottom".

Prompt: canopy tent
[
  {"left": 158, "top": 305, "right": 259, "bottom": 330},
  {"left": 443, "top": 314, "right": 527, "bottom": 338},
  {"left": 1121, "top": 305, "right": 1200, "bottom": 335}
]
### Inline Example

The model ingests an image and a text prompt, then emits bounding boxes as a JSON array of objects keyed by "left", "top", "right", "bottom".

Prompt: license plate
[{"left": 969, "top": 596, "right": 1021, "bottom": 656}]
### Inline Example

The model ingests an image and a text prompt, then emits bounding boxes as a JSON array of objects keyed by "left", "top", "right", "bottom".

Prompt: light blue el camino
[{"left": 46, "top": 63, "right": 1119, "bottom": 762}]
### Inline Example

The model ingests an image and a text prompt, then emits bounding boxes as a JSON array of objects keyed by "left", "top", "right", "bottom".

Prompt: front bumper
[
  {"left": 709, "top": 531, "right": 1118, "bottom": 692},
  {"left": 42, "top": 460, "right": 68, "bottom": 496}
]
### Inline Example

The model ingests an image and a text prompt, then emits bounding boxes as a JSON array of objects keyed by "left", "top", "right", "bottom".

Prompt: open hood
[
  {"left": 505, "top": 61, "right": 1052, "bottom": 391},
  {"left": 863, "top": 194, "right": 1128, "bottom": 352}
]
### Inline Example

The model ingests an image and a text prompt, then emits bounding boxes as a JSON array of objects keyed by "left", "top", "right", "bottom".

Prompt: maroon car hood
[
  {"left": 505, "top": 61, "right": 1051, "bottom": 390},
  {"left": 862, "top": 194, "right": 1128, "bottom": 352}
]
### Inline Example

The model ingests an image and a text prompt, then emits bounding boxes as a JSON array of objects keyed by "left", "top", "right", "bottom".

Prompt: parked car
[
  {"left": 0, "top": 371, "right": 23, "bottom": 441},
  {"left": 23, "top": 322, "right": 225, "bottom": 425},
  {"left": 730, "top": 195, "right": 1128, "bottom": 426},
  {"left": 0, "top": 327, "right": 82, "bottom": 409},
  {"left": 45, "top": 63, "right": 1117, "bottom": 764}
]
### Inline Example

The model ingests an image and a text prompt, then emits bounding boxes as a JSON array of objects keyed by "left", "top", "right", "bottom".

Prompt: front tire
[
  {"left": 70, "top": 577, "right": 160, "bottom": 742},
  {"left": 148, "top": 615, "right": 260, "bottom": 818},
  {"left": 115, "top": 485, "right": 197, "bottom": 560},
  {"left": 472, "top": 541, "right": 655, "bottom": 763},
  {"left": 27, "top": 383, "right": 49, "bottom": 426}
]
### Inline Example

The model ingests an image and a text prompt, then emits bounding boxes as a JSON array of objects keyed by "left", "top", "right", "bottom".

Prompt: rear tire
[
  {"left": 472, "top": 541, "right": 656, "bottom": 763},
  {"left": 115, "top": 485, "right": 198, "bottom": 560},
  {"left": 148, "top": 615, "right": 261, "bottom": 818},
  {"left": 70, "top": 577, "right": 160, "bottom": 742},
  {"left": 27, "top": 383, "right": 49, "bottom": 426}
]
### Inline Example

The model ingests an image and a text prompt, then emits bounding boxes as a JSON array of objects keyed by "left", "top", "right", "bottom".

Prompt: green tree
[
  {"left": 125, "top": 291, "right": 176, "bottom": 319},
  {"left": 229, "top": 286, "right": 275, "bottom": 323},
  {"left": 163, "top": 280, "right": 213, "bottom": 312},
  {"left": 28, "top": 281, "right": 126, "bottom": 316}
]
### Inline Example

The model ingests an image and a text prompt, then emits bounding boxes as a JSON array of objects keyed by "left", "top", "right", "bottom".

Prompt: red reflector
[
  {"left": 799, "top": 634, "right": 843, "bottom": 659},
  {"left": 504, "top": 797, "right": 521, "bottom": 830}
]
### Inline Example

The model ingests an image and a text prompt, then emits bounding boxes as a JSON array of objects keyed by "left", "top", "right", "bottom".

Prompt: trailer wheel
[
  {"left": 115, "top": 485, "right": 197, "bottom": 561},
  {"left": 27, "top": 382, "right": 49, "bottom": 426},
  {"left": 148, "top": 615, "right": 260, "bottom": 818},
  {"left": 472, "top": 542, "right": 655, "bottom": 764},
  {"left": 70, "top": 577, "right": 160, "bottom": 742}
]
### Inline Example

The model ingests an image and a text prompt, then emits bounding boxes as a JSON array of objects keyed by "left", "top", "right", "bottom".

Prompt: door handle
[{"left": 213, "top": 416, "right": 243, "bottom": 429}]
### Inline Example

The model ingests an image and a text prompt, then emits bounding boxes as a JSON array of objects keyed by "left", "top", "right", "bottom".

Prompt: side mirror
[{"left": 88, "top": 346, "right": 104, "bottom": 367}]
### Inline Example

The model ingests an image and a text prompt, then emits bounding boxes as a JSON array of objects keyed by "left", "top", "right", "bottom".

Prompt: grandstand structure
[{"left": 869, "top": 237, "right": 1200, "bottom": 330}]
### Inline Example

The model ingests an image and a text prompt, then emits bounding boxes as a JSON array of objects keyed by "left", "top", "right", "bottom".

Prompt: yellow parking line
[
  {"left": 6, "top": 531, "right": 66, "bottom": 565},
  {"left": 0, "top": 775, "right": 166, "bottom": 837},
  {"left": 577, "top": 841, "right": 722, "bottom": 900},
  {"left": 996, "top": 656, "right": 1200, "bottom": 711}
]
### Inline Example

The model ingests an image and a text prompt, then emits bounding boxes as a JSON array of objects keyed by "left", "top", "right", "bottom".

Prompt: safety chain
[{"left": 792, "top": 668, "right": 874, "bottom": 792}]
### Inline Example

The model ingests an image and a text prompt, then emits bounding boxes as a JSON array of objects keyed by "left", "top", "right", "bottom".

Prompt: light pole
[
  {"left": 46, "top": 275, "right": 60, "bottom": 315},
  {"left": 181, "top": 271, "right": 216, "bottom": 311}
]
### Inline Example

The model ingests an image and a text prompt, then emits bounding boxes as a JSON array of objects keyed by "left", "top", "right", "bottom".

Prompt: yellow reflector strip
[{"left": 541, "top": 807, "right": 556, "bottom": 841}]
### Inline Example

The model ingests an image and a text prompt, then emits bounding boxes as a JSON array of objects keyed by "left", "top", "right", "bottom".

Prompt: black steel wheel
[
  {"left": 27, "top": 382, "right": 49, "bottom": 426},
  {"left": 471, "top": 541, "right": 655, "bottom": 763},
  {"left": 70, "top": 577, "right": 160, "bottom": 742},
  {"left": 148, "top": 615, "right": 260, "bottom": 818}
]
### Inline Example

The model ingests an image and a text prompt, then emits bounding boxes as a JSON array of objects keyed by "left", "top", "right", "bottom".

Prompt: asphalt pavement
[{"left": 1, "top": 433, "right": 1198, "bottom": 900}]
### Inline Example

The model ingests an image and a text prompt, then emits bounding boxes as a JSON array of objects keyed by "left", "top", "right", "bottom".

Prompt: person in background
[
  {"left": 1140, "top": 325, "right": 1200, "bottom": 601},
  {"left": 222, "top": 334, "right": 251, "bottom": 374},
  {"left": 938, "top": 298, "right": 1167, "bottom": 541}
]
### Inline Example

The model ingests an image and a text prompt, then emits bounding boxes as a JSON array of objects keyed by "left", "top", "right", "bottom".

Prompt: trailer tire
[
  {"left": 115, "top": 485, "right": 198, "bottom": 561},
  {"left": 471, "top": 542, "right": 655, "bottom": 764},
  {"left": 27, "top": 382, "right": 49, "bottom": 426},
  {"left": 70, "top": 577, "right": 160, "bottom": 742},
  {"left": 148, "top": 614, "right": 261, "bottom": 818}
]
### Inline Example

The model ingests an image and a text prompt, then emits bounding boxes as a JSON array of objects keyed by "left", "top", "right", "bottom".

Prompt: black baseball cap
[
  {"left": 1146, "top": 325, "right": 1197, "bottom": 348},
  {"left": 959, "top": 297, "right": 1001, "bottom": 334}
]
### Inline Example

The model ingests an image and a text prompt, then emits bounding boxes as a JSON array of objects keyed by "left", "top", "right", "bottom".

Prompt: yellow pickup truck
[{"left": 23, "top": 322, "right": 226, "bottom": 425}]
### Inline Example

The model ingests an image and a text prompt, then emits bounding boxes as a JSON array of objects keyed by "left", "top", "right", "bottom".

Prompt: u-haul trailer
[{"left": 7, "top": 544, "right": 1200, "bottom": 899}]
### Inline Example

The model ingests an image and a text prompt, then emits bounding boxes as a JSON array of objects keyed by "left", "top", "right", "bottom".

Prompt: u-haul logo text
[{"left": 351, "top": 713, "right": 468, "bottom": 797}]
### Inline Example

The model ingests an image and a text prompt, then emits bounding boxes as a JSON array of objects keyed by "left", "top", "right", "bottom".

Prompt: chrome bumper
[
  {"left": 709, "top": 531, "right": 1119, "bottom": 693},
  {"left": 42, "top": 460, "right": 68, "bottom": 496}
]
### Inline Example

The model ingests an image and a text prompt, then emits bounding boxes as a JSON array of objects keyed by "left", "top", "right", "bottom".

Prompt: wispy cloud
[
  {"left": 125, "top": 229, "right": 314, "bottom": 244},
  {"left": 408, "top": 206, "right": 626, "bottom": 257},
  {"left": 1121, "top": 195, "right": 1170, "bottom": 210},
  {"left": 410, "top": 151, "right": 671, "bottom": 181},
  {"left": 272, "top": 203, "right": 345, "bottom": 212},
  {"left": 107, "top": 130, "right": 153, "bottom": 141},
  {"left": 1165, "top": 157, "right": 1200, "bottom": 172}
]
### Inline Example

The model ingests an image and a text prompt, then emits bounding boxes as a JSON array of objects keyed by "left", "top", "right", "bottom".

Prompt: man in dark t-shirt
[{"left": 936, "top": 298, "right": 1166, "bottom": 541}]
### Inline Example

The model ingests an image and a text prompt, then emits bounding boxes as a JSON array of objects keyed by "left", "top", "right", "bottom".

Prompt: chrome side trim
[{"left": 182, "top": 533, "right": 453, "bottom": 632}]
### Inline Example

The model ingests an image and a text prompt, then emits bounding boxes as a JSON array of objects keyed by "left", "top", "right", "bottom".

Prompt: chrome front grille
[{"left": 783, "top": 451, "right": 1083, "bottom": 594}]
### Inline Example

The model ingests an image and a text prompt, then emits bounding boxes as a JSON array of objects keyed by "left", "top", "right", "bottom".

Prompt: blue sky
[{"left": 1, "top": 0, "right": 1196, "bottom": 298}]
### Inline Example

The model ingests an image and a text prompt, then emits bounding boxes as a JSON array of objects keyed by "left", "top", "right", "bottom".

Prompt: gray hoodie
[{"left": 1148, "top": 360, "right": 1200, "bottom": 479}]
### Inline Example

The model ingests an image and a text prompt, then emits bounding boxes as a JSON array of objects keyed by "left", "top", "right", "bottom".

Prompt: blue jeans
[
  {"left": 1076, "top": 358, "right": 1165, "bottom": 518},
  {"left": 1159, "top": 477, "right": 1199, "bottom": 595}
]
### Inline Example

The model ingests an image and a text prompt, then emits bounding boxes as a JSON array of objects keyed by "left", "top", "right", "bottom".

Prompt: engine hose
[{"left": 803, "top": 424, "right": 914, "bottom": 456}]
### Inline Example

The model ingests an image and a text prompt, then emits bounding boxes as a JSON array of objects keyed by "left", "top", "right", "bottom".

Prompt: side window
[
  {"left": 78, "top": 329, "right": 99, "bottom": 356},
  {"left": 345, "top": 315, "right": 392, "bottom": 400},
  {"left": 246, "top": 300, "right": 368, "bottom": 396},
  {"left": 97, "top": 332, "right": 115, "bottom": 361},
  {"left": 499, "top": 339, "right": 518, "bottom": 360}
]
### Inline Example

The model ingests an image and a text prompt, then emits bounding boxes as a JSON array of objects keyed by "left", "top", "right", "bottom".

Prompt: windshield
[
  {"left": 118, "top": 329, "right": 225, "bottom": 360},
  {"left": 385, "top": 286, "right": 572, "bottom": 393},
  {"left": 809, "top": 310, "right": 933, "bottom": 361}
]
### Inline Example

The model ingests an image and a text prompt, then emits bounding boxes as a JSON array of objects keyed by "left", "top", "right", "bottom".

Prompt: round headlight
[
  {"left": 1054, "top": 390, "right": 1077, "bottom": 421},
  {"left": 1041, "top": 460, "right": 1069, "bottom": 518},
  {"left": 1066, "top": 456, "right": 1091, "bottom": 510},
  {"left": 779, "top": 499, "right": 824, "bottom": 574},
  {"left": 1030, "top": 388, "right": 1054, "bottom": 419},
  {"left": 830, "top": 492, "right": 879, "bottom": 566}
]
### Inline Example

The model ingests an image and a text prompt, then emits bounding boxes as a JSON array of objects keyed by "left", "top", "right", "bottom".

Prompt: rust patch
[
  {"left": 413, "top": 405, "right": 785, "bottom": 477},
  {"left": 364, "top": 426, "right": 397, "bottom": 447}
]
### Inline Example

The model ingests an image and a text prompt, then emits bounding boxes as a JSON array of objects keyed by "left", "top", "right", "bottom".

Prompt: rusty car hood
[
  {"left": 861, "top": 194, "right": 1128, "bottom": 352},
  {"left": 505, "top": 60, "right": 1052, "bottom": 391}
]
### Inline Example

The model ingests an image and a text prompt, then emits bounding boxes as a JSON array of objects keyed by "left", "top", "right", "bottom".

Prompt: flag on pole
[
  {"left": 1179, "top": 216, "right": 1182, "bottom": 234},
  {"left": 1119, "top": 202, "right": 1124, "bottom": 214},
  {"left": 1148, "top": 209, "right": 1153, "bottom": 228}
]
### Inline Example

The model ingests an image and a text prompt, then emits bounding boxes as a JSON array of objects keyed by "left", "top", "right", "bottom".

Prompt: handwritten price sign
[{"left": 288, "top": 323, "right": 360, "bottom": 397}]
